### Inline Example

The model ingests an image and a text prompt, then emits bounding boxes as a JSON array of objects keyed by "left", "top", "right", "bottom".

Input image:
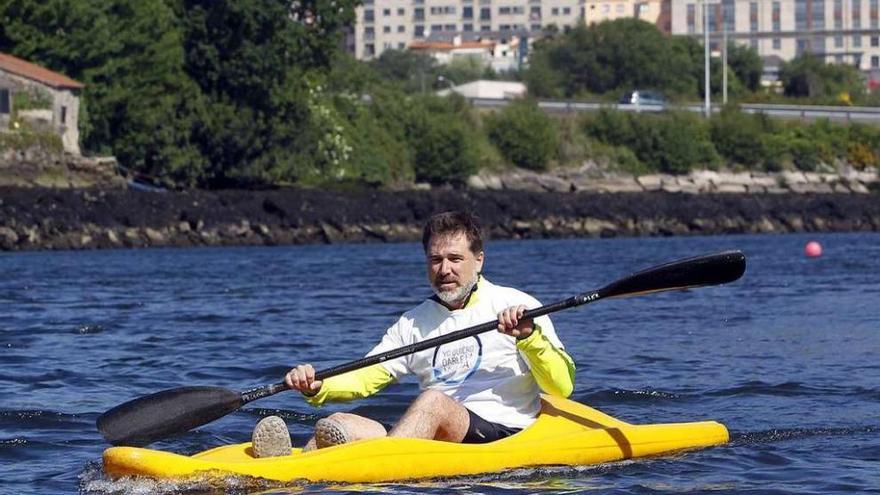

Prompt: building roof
[
  {"left": 410, "top": 40, "right": 497, "bottom": 52},
  {"left": 0, "top": 52, "right": 84, "bottom": 90}
]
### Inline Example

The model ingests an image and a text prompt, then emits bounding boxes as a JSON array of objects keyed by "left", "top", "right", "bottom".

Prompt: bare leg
[
  {"left": 302, "top": 412, "right": 387, "bottom": 451},
  {"left": 389, "top": 390, "right": 469, "bottom": 442}
]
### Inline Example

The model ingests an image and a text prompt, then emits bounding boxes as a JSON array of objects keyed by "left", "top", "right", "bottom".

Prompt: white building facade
[
  {"left": 352, "top": 0, "right": 665, "bottom": 60},
  {"left": 670, "top": 0, "right": 880, "bottom": 72}
]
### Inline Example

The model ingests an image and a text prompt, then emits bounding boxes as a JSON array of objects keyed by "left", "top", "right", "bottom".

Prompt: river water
[{"left": 1, "top": 233, "right": 878, "bottom": 494}]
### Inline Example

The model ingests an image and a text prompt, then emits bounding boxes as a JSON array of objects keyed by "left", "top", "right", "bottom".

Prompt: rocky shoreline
[{"left": 1, "top": 186, "right": 878, "bottom": 251}]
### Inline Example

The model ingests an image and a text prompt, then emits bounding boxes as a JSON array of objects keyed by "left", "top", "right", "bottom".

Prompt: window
[
  {"left": 445, "top": 23, "right": 456, "bottom": 30},
  {"left": 563, "top": 6, "right": 571, "bottom": 14},
  {"left": 383, "top": 8, "right": 390, "bottom": 16},
  {"left": 398, "top": 25, "right": 405, "bottom": 32},
  {"left": 531, "top": 6, "right": 541, "bottom": 18},
  {"left": 750, "top": 2, "right": 758, "bottom": 31},
  {"left": 415, "top": 25, "right": 425, "bottom": 36},
  {"left": 812, "top": 0, "right": 825, "bottom": 29},
  {"left": 834, "top": 0, "right": 843, "bottom": 28},
  {"left": 835, "top": 35, "right": 844, "bottom": 47},
  {"left": 463, "top": 6, "right": 474, "bottom": 18},
  {"left": 873, "top": 36, "right": 880, "bottom": 46},
  {"left": 365, "top": 43, "right": 375, "bottom": 56},
  {"left": 364, "top": 27, "right": 375, "bottom": 39},
  {"left": 414, "top": 8, "right": 424, "bottom": 20},
  {"left": 464, "top": 23, "right": 474, "bottom": 30},
  {"left": 431, "top": 24, "right": 443, "bottom": 31},
  {"left": 773, "top": 37, "right": 781, "bottom": 49},
  {"left": 531, "top": 23, "right": 542, "bottom": 30},
  {"left": 772, "top": 1, "right": 781, "bottom": 30},
  {"left": 687, "top": 4, "right": 695, "bottom": 33},
  {"left": 722, "top": 0, "right": 735, "bottom": 31},
  {"left": 398, "top": 7, "right": 405, "bottom": 15},
  {"left": 873, "top": 55, "right": 880, "bottom": 66},
  {"left": 481, "top": 24, "right": 491, "bottom": 31},
  {"left": 500, "top": 24, "right": 511, "bottom": 30},
  {"left": 499, "top": 6, "right": 511, "bottom": 14},
  {"left": 399, "top": 42, "right": 406, "bottom": 49},
  {"left": 364, "top": 9, "right": 374, "bottom": 22},
  {"left": 854, "top": 0, "right": 862, "bottom": 28},
  {"left": 872, "top": 0, "right": 879, "bottom": 27},
  {"left": 751, "top": 38, "right": 759, "bottom": 49},
  {"left": 835, "top": 54, "right": 844, "bottom": 63},
  {"left": 854, "top": 34, "right": 863, "bottom": 47},
  {"left": 383, "top": 25, "right": 391, "bottom": 33},
  {"left": 430, "top": 6, "right": 456, "bottom": 14},
  {"left": 551, "top": 7, "right": 559, "bottom": 15},
  {"left": 0, "top": 89, "right": 9, "bottom": 114},
  {"left": 616, "top": 4, "right": 625, "bottom": 13},
  {"left": 795, "top": 0, "right": 808, "bottom": 29},
  {"left": 480, "top": 7, "right": 491, "bottom": 19}
]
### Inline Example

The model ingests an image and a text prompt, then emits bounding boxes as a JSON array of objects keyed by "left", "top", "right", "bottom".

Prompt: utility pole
[
  {"left": 704, "top": 0, "right": 711, "bottom": 117},
  {"left": 703, "top": 0, "right": 721, "bottom": 117},
  {"left": 723, "top": 19, "right": 728, "bottom": 105}
]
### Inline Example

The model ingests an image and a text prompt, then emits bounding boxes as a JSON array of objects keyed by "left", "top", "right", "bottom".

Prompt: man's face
[{"left": 426, "top": 232, "right": 484, "bottom": 308}]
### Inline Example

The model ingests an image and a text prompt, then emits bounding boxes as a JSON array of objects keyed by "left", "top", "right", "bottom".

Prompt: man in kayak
[{"left": 252, "top": 211, "right": 576, "bottom": 457}]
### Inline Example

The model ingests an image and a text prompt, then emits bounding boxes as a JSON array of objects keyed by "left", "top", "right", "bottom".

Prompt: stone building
[{"left": 0, "top": 52, "right": 84, "bottom": 155}]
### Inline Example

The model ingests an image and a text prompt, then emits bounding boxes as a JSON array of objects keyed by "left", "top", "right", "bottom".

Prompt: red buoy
[{"left": 805, "top": 241, "right": 823, "bottom": 258}]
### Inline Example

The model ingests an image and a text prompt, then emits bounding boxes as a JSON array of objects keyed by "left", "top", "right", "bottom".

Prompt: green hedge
[{"left": 484, "top": 100, "right": 558, "bottom": 171}]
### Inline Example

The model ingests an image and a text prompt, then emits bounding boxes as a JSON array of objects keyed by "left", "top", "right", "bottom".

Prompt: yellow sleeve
[
  {"left": 516, "top": 324, "right": 576, "bottom": 398},
  {"left": 303, "top": 364, "right": 395, "bottom": 407}
]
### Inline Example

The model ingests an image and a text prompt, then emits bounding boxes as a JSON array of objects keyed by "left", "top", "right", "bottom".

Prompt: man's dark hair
[{"left": 422, "top": 211, "right": 484, "bottom": 254}]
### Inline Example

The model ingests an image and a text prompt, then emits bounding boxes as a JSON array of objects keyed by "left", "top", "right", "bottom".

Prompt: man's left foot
[{"left": 252, "top": 416, "right": 292, "bottom": 458}]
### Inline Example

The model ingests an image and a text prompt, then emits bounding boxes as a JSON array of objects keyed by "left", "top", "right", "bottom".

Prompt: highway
[{"left": 469, "top": 97, "right": 880, "bottom": 123}]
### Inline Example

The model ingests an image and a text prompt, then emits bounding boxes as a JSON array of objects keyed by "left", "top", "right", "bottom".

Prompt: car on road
[{"left": 618, "top": 90, "right": 667, "bottom": 111}]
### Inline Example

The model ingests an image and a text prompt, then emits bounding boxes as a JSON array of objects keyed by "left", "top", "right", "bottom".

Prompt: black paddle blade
[
  {"left": 97, "top": 386, "right": 243, "bottom": 446},
  {"left": 598, "top": 250, "right": 746, "bottom": 299}
]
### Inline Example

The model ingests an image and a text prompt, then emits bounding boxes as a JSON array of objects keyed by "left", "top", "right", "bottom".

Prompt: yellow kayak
[{"left": 103, "top": 394, "right": 728, "bottom": 483}]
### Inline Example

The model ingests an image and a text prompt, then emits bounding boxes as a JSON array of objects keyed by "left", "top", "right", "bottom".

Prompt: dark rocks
[{"left": 0, "top": 186, "right": 878, "bottom": 251}]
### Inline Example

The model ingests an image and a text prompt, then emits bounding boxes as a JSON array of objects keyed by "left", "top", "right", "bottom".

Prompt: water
[{"left": 1, "top": 233, "right": 878, "bottom": 494}]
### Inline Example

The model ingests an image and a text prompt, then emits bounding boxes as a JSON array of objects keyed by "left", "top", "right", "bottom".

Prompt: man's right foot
[
  {"left": 314, "top": 417, "right": 351, "bottom": 448},
  {"left": 252, "top": 416, "right": 292, "bottom": 458}
]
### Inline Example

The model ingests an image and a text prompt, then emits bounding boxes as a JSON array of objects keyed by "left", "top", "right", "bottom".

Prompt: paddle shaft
[{"left": 240, "top": 293, "right": 592, "bottom": 403}]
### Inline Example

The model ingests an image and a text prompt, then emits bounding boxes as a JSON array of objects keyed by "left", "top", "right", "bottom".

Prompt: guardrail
[{"left": 469, "top": 97, "right": 880, "bottom": 122}]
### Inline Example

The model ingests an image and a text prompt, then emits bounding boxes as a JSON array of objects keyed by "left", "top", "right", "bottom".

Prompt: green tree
[
  {"left": 779, "top": 53, "right": 865, "bottom": 103},
  {"left": 0, "top": 0, "right": 209, "bottom": 185},
  {"left": 709, "top": 107, "right": 775, "bottom": 167},
  {"left": 526, "top": 19, "right": 699, "bottom": 98},
  {"left": 485, "top": 100, "right": 558, "bottom": 170},
  {"left": 726, "top": 43, "right": 763, "bottom": 92}
]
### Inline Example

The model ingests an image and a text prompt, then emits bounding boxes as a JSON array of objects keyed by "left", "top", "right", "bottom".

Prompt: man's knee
[{"left": 413, "top": 389, "right": 452, "bottom": 408}]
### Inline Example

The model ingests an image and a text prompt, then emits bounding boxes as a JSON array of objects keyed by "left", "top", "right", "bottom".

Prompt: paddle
[{"left": 97, "top": 250, "right": 746, "bottom": 447}]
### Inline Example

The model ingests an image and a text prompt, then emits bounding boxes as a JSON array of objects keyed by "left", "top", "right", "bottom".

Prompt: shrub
[
  {"left": 788, "top": 137, "right": 822, "bottom": 172},
  {"left": 710, "top": 107, "right": 768, "bottom": 167},
  {"left": 484, "top": 100, "right": 558, "bottom": 171},
  {"left": 583, "top": 110, "right": 718, "bottom": 174}
]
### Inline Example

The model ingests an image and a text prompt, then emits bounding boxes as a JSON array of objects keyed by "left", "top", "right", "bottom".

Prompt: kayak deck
[{"left": 103, "top": 394, "right": 729, "bottom": 483}]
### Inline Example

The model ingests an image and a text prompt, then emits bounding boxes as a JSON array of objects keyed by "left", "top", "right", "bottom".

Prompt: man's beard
[{"left": 433, "top": 271, "right": 479, "bottom": 306}]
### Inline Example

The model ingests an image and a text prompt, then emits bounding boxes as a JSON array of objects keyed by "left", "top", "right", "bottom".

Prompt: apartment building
[
  {"left": 352, "top": 0, "right": 664, "bottom": 60},
  {"left": 670, "top": 0, "right": 880, "bottom": 72}
]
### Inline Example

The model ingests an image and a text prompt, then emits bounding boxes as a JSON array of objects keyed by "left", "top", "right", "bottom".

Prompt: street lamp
[{"left": 702, "top": 0, "right": 721, "bottom": 117}]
